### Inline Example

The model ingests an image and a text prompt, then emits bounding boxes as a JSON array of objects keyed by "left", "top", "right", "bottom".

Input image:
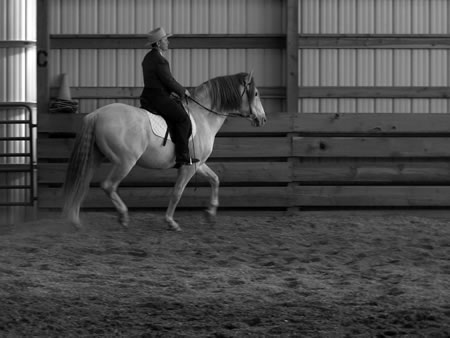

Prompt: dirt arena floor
[{"left": 0, "top": 211, "right": 449, "bottom": 337}]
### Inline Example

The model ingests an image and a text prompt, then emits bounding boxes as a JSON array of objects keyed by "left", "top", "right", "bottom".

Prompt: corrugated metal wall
[
  {"left": 0, "top": 0, "right": 37, "bottom": 225},
  {"left": 298, "top": 0, "right": 450, "bottom": 113},
  {"left": 48, "top": 0, "right": 285, "bottom": 114}
]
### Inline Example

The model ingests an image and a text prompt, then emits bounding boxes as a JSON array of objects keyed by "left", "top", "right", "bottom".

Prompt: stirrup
[{"left": 174, "top": 157, "right": 199, "bottom": 168}]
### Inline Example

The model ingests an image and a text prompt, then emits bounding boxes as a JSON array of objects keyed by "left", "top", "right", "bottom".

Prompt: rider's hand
[{"left": 185, "top": 89, "right": 191, "bottom": 97}]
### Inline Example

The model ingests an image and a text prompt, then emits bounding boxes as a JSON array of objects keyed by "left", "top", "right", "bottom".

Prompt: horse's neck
[{"left": 188, "top": 96, "right": 227, "bottom": 137}]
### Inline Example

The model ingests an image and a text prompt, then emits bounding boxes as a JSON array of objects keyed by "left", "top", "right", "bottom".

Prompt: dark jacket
[{"left": 141, "top": 49, "right": 185, "bottom": 98}]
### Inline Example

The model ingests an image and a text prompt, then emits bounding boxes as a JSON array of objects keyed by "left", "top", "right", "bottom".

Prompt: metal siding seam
[
  {"left": 49, "top": 49, "right": 61, "bottom": 87},
  {"left": 79, "top": 0, "right": 98, "bottom": 34},
  {"left": 0, "top": 0, "right": 6, "bottom": 40},
  {"left": 339, "top": 0, "right": 357, "bottom": 33},
  {"left": 376, "top": 0, "right": 393, "bottom": 34},
  {"left": 394, "top": 0, "right": 411, "bottom": 34},
  {"left": 191, "top": 0, "right": 208, "bottom": 34},
  {"left": 26, "top": 0, "right": 37, "bottom": 40},
  {"left": 339, "top": 49, "right": 356, "bottom": 86},
  {"left": 265, "top": 49, "right": 282, "bottom": 87},
  {"left": 117, "top": 49, "right": 135, "bottom": 86},
  {"left": 412, "top": 0, "right": 429, "bottom": 34},
  {"left": 393, "top": 49, "right": 411, "bottom": 86},
  {"left": 320, "top": 49, "right": 338, "bottom": 86},
  {"left": 247, "top": 0, "right": 263, "bottom": 34},
  {"left": 61, "top": 0, "right": 79, "bottom": 34},
  {"left": 0, "top": 48, "right": 6, "bottom": 100},
  {"left": 248, "top": 49, "right": 266, "bottom": 85},
  {"left": 375, "top": 49, "right": 393, "bottom": 86},
  {"left": 154, "top": 0, "right": 172, "bottom": 32},
  {"left": 191, "top": 49, "right": 208, "bottom": 86},
  {"left": 117, "top": 0, "right": 134, "bottom": 34},
  {"left": 135, "top": 0, "right": 154, "bottom": 33},
  {"left": 301, "top": 0, "right": 319, "bottom": 34},
  {"left": 48, "top": 0, "right": 61, "bottom": 34},
  {"left": 98, "top": 0, "right": 117, "bottom": 34},
  {"left": 228, "top": 49, "right": 246, "bottom": 78},
  {"left": 172, "top": 49, "right": 190, "bottom": 86},
  {"left": 80, "top": 50, "right": 97, "bottom": 86},
  {"left": 173, "top": 0, "right": 191, "bottom": 34},
  {"left": 61, "top": 49, "right": 79, "bottom": 87},
  {"left": 430, "top": 50, "right": 447, "bottom": 86},
  {"left": 209, "top": 49, "right": 227, "bottom": 78},
  {"left": 98, "top": 49, "right": 116, "bottom": 86},
  {"left": 25, "top": 46, "right": 36, "bottom": 101},
  {"left": 228, "top": 0, "right": 246, "bottom": 34},
  {"left": 9, "top": 0, "right": 25, "bottom": 39},
  {"left": 209, "top": 0, "right": 227, "bottom": 33},
  {"left": 321, "top": 0, "right": 338, "bottom": 34},
  {"left": 270, "top": 0, "right": 283, "bottom": 34},
  {"left": 135, "top": 49, "right": 146, "bottom": 86},
  {"left": 430, "top": 0, "right": 447, "bottom": 33}
]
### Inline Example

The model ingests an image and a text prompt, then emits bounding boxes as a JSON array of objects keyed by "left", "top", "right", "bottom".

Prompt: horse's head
[
  {"left": 199, "top": 72, "right": 267, "bottom": 126},
  {"left": 240, "top": 71, "right": 267, "bottom": 127}
]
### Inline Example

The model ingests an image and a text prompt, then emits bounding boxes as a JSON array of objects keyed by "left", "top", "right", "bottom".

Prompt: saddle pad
[{"left": 143, "top": 109, "right": 196, "bottom": 142}]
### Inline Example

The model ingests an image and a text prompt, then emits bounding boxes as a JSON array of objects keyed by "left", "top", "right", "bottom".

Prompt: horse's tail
[{"left": 62, "top": 112, "right": 101, "bottom": 226}]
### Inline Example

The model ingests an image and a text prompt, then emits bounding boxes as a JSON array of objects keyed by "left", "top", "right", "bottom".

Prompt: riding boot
[{"left": 174, "top": 149, "right": 199, "bottom": 168}]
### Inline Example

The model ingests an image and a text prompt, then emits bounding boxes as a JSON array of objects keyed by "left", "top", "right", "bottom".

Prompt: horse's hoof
[
  {"left": 119, "top": 213, "right": 130, "bottom": 228},
  {"left": 71, "top": 222, "right": 83, "bottom": 231},
  {"left": 203, "top": 209, "right": 217, "bottom": 224},
  {"left": 68, "top": 218, "right": 83, "bottom": 231},
  {"left": 166, "top": 219, "right": 182, "bottom": 232}
]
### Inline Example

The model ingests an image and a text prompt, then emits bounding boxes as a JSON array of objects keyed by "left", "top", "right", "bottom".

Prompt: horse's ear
[{"left": 246, "top": 70, "right": 254, "bottom": 85}]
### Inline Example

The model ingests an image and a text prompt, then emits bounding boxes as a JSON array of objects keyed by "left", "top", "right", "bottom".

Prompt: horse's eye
[{"left": 255, "top": 92, "right": 258, "bottom": 97}]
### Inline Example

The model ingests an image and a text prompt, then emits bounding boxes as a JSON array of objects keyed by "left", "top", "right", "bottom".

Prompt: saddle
[{"left": 140, "top": 108, "right": 196, "bottom": 146}]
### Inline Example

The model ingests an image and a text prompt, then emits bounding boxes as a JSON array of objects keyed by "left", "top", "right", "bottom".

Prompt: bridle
[{"left": 186, "top": 72, "right": 255, "bottom": 119}]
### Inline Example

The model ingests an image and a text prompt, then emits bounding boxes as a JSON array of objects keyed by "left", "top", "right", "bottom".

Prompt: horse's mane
[{"left": 194, "top": 73, "right": 256, "bottom": 111}]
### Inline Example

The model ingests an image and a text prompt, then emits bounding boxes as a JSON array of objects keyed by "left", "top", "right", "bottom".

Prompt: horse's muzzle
[{"left": 251, "top": 115, "right": 266, "bottom": 127}]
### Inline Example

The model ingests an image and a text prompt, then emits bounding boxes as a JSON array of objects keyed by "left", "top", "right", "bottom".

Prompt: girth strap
[{"left": 163, "top": 127, "right": 170, "bottom": 146}]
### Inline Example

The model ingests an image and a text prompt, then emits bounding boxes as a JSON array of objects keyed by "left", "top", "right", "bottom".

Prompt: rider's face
[{"left": 158, "top": 37, "right": 169, "bottom": 51}]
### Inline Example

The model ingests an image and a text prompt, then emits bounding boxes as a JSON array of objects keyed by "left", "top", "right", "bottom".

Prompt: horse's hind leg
[
  {"left": 196, "top": 164, "right": 219, "bottom": 222},
  {"left": 101, "top": 161, "right": 135, "bottom": 227}
]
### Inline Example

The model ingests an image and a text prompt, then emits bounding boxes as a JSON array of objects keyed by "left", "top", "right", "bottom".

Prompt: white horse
[{"left": 62, "top": 72, "right": 266, "bottom": 231}]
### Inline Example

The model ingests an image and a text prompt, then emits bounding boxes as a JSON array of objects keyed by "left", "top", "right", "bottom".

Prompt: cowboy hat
[{"left": 145, "top": 27, "right": 172, "bottom": 47}]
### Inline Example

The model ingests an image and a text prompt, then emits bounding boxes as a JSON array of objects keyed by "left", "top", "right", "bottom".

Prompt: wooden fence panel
[
  {"left": 38, "top": 111, "right": 291, "bottom": 134},
  {"left": 293, "top": 137, "right": 450, "bottom": 157},
  {"left": 37, "top": 112, "right": 450, "bottom": 211},
  {"left": 38, "top": 137, "right": 291, "bottom": 160},
  {"left": 293, "top": 160, "right": 450, "bottom": 183},
  {"left": 39, "top": 186, "right": 290, "bottom": 209},
  {"left": 294, "top": 186, "right": 450, "bottom": 207},
  {"left": 39, "top": 162, "right": 291, "bottom": 185}
]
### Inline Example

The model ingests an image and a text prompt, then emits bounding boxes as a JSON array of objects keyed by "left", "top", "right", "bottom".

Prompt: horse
[{"left": 62, "top": 72, "right": 266, "bottom": 231}]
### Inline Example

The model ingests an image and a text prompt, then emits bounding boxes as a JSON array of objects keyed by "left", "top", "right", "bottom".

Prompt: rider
[{"left": 140, "top": 27, "right": 199, "bottom": 168}]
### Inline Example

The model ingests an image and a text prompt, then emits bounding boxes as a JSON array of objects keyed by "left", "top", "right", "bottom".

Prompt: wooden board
[
  {"left": 39, "top": 186, "right": 290, "bottom": 209},
  {"left": 38, "top": 137, "right": 291, "bottom": 159},
  {"left": 48, "top": 86, "right": 450, "bottom": 101},
  {"left": 298, "top": 87, "right": 450, "bottom": 99},
  {"left": 49, "top": 87, "right": 285, "bottom": 100},
  {"left": 38, "top": 112, "right": 291, "bottom": 134},
  {"left": 293, "top": 160, "right": 450, "bottom": 183},
  {"left": 293, "top": 137, "right": 450, "bottom": 157},
  {"left": 50, "top": 34, "right": 285, "bottom": 49},
  {"left": 298, "top": 34, "right": 450, "bottom": 49},
  {"left": 294, "top": 113, "right": 450, "bottom": 134},
  {"left": 294, "top": 186, "right": 450, "bottom": 207},
  {"left": 38, "top": 162, "right": 291, "bottom": 185}
]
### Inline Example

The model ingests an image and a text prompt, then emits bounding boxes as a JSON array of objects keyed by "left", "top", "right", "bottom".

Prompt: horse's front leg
[
  {"left": 196, "top": 164, "right": 219, "bottom": 222},
  {"left": 165, "top": 165, "right": 197, "bottom": 231}
]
